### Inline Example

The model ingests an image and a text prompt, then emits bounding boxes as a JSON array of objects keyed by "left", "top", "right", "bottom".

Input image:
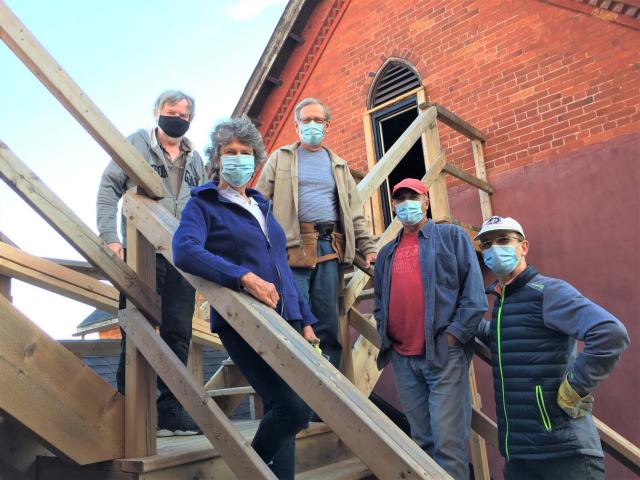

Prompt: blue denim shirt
[{"left": 373, "top": 220, "right": 487, "bottom": 369}]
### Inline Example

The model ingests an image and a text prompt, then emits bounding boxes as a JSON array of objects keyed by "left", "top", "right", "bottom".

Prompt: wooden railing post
[
  {"left": 0, "top": 275, "right": 10, "bottom": 302},
  {"left": 338, "top": 269, "right": 355, "bottom": 381},
  {"left": 421, "top": 120, "right": 451, "bottom": 220},
  {"left": 472, "top": 140, "right": 493, "bottom": 220},
  {"left": 123, "top": 220, "right": 157, "bottom": 458},
  {"left": 187, "top": 340, "right": 204, "bottom": 385}
]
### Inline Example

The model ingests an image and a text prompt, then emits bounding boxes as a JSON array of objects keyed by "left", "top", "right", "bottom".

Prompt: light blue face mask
[
  {"left": 395, "top": 200, "right": 424, "bottom": 225},
  {"left": 220, "top": 154, "right": 255, "bottom": 187},
  {"left": 482, "top": 245, "right": 520, "bottom": 275},
  {"left": 299, "top": 121, "right": 325, "bottom": 146}
]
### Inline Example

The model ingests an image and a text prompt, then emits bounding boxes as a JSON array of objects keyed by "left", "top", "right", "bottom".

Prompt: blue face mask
[
  {"left": 395, "top": 200, "right": 424, "bottom": 225},
  {"left": 299, "top": 121, "right": 324, "bottom": 146},
  {"left": 220, "top": 154, "right": 255, "bottom": 187},
  {"left": 482, "top": 245, "right": 520, "bottom": 275}
]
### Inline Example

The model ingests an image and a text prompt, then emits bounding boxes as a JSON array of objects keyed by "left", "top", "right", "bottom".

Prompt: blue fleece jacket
[{"left": 172, "top": 182, "right": 317, "bottom": 332}]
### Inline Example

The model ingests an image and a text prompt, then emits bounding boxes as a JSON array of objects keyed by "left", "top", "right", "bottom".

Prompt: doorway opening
[{"left": 372, "top": 97, "right": 430, "bottom": 227}]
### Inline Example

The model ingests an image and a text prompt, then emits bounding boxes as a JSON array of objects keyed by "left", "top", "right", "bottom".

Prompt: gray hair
[
  {"left": 293, "top": 97, "right": 331, "bottom": 122},
  {"left": 153, "top": 90, "right": 195, "bottom": 121},
  {"left": 206, "top": 117, "right": 266, "bottom": 171}
]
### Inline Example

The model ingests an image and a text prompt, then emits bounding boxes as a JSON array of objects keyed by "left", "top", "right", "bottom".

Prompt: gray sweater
[{"left": 96, "top": 128, "right": 206, "bottom": 246}]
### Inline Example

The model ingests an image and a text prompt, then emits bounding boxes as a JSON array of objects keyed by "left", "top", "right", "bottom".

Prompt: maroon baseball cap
[{"left": 392, "top": 178, "right": 428, "bottom": 198}]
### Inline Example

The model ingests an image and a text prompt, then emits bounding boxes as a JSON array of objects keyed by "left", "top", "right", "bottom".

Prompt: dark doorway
[{"left": 372, "top": 97, "right": 428, "bottom": 227}]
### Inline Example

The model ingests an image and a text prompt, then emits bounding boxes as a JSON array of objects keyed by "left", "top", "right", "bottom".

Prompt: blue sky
[{"left": 0, "top": 0, "right": 287, "bottom": 338}]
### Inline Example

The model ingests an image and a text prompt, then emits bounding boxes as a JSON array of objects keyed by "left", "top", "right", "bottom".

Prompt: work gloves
[{"left": 557, "top": 375, "right": 594, "bottom": 419}]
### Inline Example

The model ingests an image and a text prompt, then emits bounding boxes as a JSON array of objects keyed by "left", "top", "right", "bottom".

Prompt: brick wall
[{"left": 259, "top": 0, "right": 639, "bottom": 183}]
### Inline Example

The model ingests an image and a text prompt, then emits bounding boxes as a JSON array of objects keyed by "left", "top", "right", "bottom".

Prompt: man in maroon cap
[{"left": 373, "top": 178, "right": 487, "bottom": 479}]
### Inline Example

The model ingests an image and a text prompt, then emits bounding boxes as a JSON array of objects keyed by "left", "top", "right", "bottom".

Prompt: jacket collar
[
  {"left": 392, "top": 218, "right": 435, "bottom": 245},
  {"left": 485, "top": 265, "right": 538, "bottom": 296},
  {"left": 191, "top": 181, "right": 267, "bottom": 207}
]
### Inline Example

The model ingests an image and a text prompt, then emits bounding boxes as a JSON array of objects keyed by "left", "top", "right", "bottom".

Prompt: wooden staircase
[{"left": 1, "top": 1, "right": 639, "bottom": 478}]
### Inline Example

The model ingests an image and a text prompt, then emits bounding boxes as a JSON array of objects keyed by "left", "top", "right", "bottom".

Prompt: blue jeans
[
  {"left": 391, "top": 346, "right": 471, "bottom": 479},
  {"left": 504, "top": 455, "right": 605, "bottom": 479},
  {"left": 291, "top": 237, "right": 341, "bottom": 369},
  {"left": 219, "top": 323, "right": 310, "bottom": 480}
]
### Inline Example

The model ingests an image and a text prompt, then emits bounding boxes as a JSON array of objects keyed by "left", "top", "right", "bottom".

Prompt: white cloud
[{"left": 225, "top": 0, "right": 287, "bottom": 21}]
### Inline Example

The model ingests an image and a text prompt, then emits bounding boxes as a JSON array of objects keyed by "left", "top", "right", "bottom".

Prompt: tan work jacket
[{"left": 256, "top": 142, "right": 376, "bottom": 264}]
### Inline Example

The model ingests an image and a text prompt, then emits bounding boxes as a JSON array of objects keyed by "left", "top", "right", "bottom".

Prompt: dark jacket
[
  {"left": 477, "top": 265, "right": 629, "bottom": 461},
  {"left": 373, "top": 220, "right": 488, "bottom": 369},
  {"left": 172, "top": 182, "right": 317, "bottom": 332},
  {"left": 97, "top": 128, "right": 206, "bottom": 246}
]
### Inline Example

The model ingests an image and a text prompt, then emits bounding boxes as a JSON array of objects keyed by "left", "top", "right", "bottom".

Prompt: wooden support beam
[
  {"left": 0, "top": 1, "right": 164, "bottom": 199},
  {"left": 468, "top": 362, "right": 490, "bottom": 480},
  {"left": 0, "top": 141, "right": 161, "bottom": 325},
  {"left": 123, "top": 223, "right": 156, "bottom": 458},
  {"left": 0, "top": 242, "right": 119, "bottom": 312},
  {"left": 124, "top": 192, "right": 452, "bottom": 480},
  {"left": 348, "top": 308, "right": 378, "bottom": 346},
  {"left": 419, "top": 102, "right": 486, "bottom": 142},
  {"left": 187, "top": 341, "right": 204, "bottom": 385},
  {"left": 0, "top": 274, "right": 10, "bottom": 302},
  {"left": 442, "top": 162, "right": 494, "bottom": 194},
  {"left": 59, "top": 339, "right": 121, "bottom": 358},
  {"left": 338, "top": 270, "right": 355, "bottom": 381},
  {"left": 120, "top": 308, "right": 276, "bottom": 480},
  {"left": 204, "top": 361, "right": 251, "bottom": 416},
  {"left": 471, "top": 407, "right": 498, "bottom": 449},
  {"left": 472, "top": 140, "right": 493, "bottom": 220},
  {"left": 421, "top": 122, "right": 451, "bottom": 221},
  {"left": 43, "top": 257, "right": 105, "bottom": 280},
  {"left": 357, "top": 106, "right": 438, "bottom": 203},
  {"left": 192, "top": 315, "right": 224, "bottom": 350},
  {"left": 0, "top": 296, "right": 124, "bottom": 464}
]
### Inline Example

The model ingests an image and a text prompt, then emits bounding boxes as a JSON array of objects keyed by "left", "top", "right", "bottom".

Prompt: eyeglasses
[
  {"left": 479, "top": 235, "right": 522, "bottom": 251},
  {"left": 298, "top": 117, "right": 328, "bottom": 125}
]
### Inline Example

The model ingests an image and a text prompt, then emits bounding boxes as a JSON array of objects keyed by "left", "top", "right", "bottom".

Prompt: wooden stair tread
[
  {"left": 116, "top": 420, "right": 331, "bottom": 473},
  {"left": 297, "top": 457, "right": 371, "bottom": 480},
  {"left": 208, "top": 385, "right": 255, "bottom": 397}
]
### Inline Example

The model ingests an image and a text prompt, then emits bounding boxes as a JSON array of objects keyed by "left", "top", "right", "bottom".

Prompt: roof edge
[{"left": 233, "top": 0, "right": 307, "bottom": 117}]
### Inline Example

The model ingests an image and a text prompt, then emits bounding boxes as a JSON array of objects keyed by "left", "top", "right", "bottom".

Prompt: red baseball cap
[{"left": 392, "top": 178, "right": 428, "bottom": 197}]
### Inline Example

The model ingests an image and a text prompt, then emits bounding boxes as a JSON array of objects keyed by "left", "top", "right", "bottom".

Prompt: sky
[{"left": 0, "top": 0, "right": 287, "bottom": 339}]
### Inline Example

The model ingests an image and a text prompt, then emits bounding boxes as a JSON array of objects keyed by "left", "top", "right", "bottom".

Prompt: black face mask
[{"left": 158, "top": 115, "right": 190, "bottom": 138}]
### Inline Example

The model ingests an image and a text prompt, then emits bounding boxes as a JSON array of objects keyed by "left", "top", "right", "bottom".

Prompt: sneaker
[{"left": 157, "top": 404, "right": 201, "bottom": 437}]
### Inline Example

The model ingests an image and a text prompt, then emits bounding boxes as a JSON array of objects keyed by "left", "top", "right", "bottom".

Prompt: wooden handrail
[
  {"left": 418, "top": 102, "right": 485, "bottom": 142},
  {"left": 0, "top": 1, "right": 163, "bottom": 199},
  {"left": 442, "top": 162, "right": 493, "bottom": 194},
  {"left": 357, "top": 106, "right": 438, "bottom": 203}
]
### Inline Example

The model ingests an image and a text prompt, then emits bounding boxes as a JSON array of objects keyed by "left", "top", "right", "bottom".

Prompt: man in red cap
[{"left": 373, "top": 178, "right": 487, "bottom": 479}]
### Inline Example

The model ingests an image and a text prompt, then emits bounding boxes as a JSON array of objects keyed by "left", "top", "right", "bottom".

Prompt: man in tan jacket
[{"left": 257, "top": 97, "right": 376, "bottom": 375}]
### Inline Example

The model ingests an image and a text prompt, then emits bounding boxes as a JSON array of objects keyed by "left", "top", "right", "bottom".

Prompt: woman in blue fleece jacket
[{"left": 172, "top": 117, "right": 318, "bottom": 480}]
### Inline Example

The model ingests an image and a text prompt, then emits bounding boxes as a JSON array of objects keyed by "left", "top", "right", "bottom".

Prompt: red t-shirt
[{"left": 387, "top": 231, "right": 426, "bottom": 355}]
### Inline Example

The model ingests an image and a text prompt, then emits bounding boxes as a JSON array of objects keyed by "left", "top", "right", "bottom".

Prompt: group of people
[{"left": 97, "top": 90, "right": 629, "bottom": 479}]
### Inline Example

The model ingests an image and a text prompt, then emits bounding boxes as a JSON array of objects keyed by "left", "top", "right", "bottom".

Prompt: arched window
[
  {"left": 368, "top": 61, "right": 422, "bottom": 108},
  {"left": 366, "top": 60, "right": 427, "bottom": 227}
]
